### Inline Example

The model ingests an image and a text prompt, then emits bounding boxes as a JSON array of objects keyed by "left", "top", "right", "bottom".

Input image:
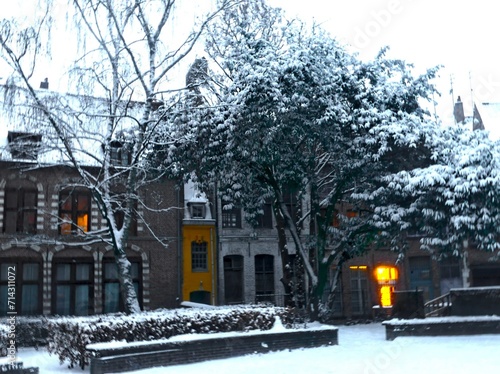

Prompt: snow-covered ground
[{"left": 6, "top": 322, "right": 500, "bottom": 373}]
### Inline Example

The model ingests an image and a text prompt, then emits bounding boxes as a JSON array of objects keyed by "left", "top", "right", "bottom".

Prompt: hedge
[{"left": 41, "top": 305, "right": 293, "bottom": 370}]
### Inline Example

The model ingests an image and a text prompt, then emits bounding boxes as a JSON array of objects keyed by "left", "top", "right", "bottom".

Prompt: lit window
[
  {"left": 59, "top": 189, "right": 91, "bottom": 235},
  {"left": 374, "top": 266, "right": 398, "bottom": 307}
]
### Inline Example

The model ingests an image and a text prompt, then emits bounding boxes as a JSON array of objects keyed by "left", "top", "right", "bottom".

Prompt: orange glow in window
[
  {"left": 380, "top": 285, "right": 393, "bottom": 307},
  {"left": 375, "top": 266, "right": 398, "bottom": 307},
  {"left": 375, "top": 266, "right": 398, "bottom": 283}
]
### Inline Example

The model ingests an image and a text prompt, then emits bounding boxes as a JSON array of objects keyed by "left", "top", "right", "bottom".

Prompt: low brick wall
[
  {"left": 450, "top": 287, "right": 500, "bottom": 316},
  {"left": 87, "top": 327, "right": 338, "bottom": 374},
  {"left": 383, "top": 317, "right": 500, "bottom": 341}
]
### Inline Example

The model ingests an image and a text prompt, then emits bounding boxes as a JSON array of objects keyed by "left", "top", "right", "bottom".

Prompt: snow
[
  {"left": 384, "top": 315, "right": 500, "bottom": 325},
  {"left": 86, "top": 317, "right": 334, "bottom": 350},
  {"left": 5, "top": 323, "right": 500, "bottom": 374}
]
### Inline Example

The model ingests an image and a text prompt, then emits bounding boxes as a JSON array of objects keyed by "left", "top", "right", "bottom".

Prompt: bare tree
[{"left": 0, "top": 0, "right": 234, "bottom": 314}]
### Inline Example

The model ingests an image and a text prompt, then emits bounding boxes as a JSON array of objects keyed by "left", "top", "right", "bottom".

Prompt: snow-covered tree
[
  {"left": 372, "top": 125, "right": 500, "bottom": 258},
  {"left": 0, "top": 0, "right": 233, "bottom": 314},
  {"left": 170, "top": 0, "right": 440, "bottom": 319}
]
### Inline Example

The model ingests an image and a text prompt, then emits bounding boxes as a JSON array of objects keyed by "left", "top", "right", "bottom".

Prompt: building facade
[{"left": 0, "top": 160, "right": 182, "bottom": 316}]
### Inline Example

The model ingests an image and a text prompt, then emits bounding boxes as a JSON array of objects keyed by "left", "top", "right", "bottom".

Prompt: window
[
  {"left": 59, "top": 189, "right": 91, "bottom": 235},
  {"left": 224, "top": 255, "right": 244, "bottom": 304},
  {"left": 4, "top": 187, "right": 37, "bottom": 234},
  {"left": 350, "top": 265, "right": 369, "bottom": 315},
  {"left": 52, "top": 262, "right": 93, "bottom": 315},
  {"left": 284, "top": 191, "right": 300, "bottom": 228},
  {"left": 103, "top": 260, "right": 141, "bottom": 313},
  {"left": 221, "top": 203, "right": 241, "bottom": 228},
  {"left": 255, "top": 201, "right": 273, "bottom": 229},
  {"left": 7, "top": 131, "right": 42, "bottom": 160},
  {"left": 440, "top": 256, "right": 461, "bottom": 279},
  {"left": 189, "top": 203, "right": 206, "bottom": 219},
  {"left": 109, "top": 141, "right": 131, "bottom": 166},
  {"left": 0, "top": 261, "right": 42, "bottom": 315},
  {"left": 111, "top": 194, "right": 137, "bottom": 235},
  {"left": 255, "top": 255, "right": 274, "bottom": 303},
  {"left": 191, "top": 241, "right": 208, "bottom": 272}
]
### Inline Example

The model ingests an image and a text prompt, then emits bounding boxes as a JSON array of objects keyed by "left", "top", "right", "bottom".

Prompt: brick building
[{"left": 0, "top": 159, "right": 182, "bottom": 316}]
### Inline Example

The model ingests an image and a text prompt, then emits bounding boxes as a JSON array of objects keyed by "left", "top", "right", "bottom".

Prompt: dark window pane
[
  {"left": 104, "top": 263, "right": 118, "bottom": 280},
  {"left": 23, "top": 211, "right": 36, "bottom": 233},
  {"left": 56, "top": 264, "right": 71, "bottom": 281},
  {"left": 23, "top": 263, "right": 39, "bottom": 281},
  {"left": 21, "top": 285, "right": 39, "bottom": 315},
  {"left": 75, "top": 285, "right": 89, "bottom": 316},
  {"left": 5, "top": 190, "right": 18, "bottom": 209},
  {"left": 0, "top": 264, "right": 15, "bottom": 281},
  {"left": 0, "top": 285, "right": 7, "bottom": 314},
  {"left": 76, "top": 264, "right": 90, "bottom": 281},
  {"left": 24, "top": 191, "right": 37, "bottom": 207},
  {"left": 60, "top": 194, "right": 72, "bottom": 211},
  {"left": 4, "top": 212, "right": 17, "bottom": 233},
  {"left": 77, "top": 194, "right": 89, "bottom": 211},
  {"left": 104, "top": 283, "right": 120, "bottom": 314},
  {"left": 56, "top": 285, "right": 71, "bottom": 315}
]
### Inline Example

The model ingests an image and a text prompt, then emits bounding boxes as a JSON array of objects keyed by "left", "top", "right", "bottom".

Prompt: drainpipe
[{"left": 177, "top": 185, "right": 183, "bottom": 304}]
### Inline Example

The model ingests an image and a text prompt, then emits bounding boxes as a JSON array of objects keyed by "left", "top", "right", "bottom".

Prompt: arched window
[
  {"left": 59, "top": 188, "right": 91, "bottom": 235},
  {"left": 4, "top": 181, "right": 37, "bottom": 234}
]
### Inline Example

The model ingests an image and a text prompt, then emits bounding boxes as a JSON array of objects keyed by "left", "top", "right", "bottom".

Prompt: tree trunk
[
  {"left": 115, "top": 251, "right": 141, "bottom": 314},
  {"left": 274, "top": 202, "right": 295, "bottom": 308}
]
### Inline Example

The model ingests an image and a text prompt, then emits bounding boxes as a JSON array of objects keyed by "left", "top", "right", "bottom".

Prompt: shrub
[
  {"left": 46, "top": 305, "right": 293, "bottom": 369},
  {"left": 0, "top": 316, "right": 48, "bottom": 355}
]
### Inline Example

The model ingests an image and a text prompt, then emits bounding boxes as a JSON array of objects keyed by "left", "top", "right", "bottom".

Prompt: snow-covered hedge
[
  {"left": 0, "top": 316, "right": 47, "bottom": 351},
  {"left": 46, "top": 305, "right": 293, "bottom": 369}
]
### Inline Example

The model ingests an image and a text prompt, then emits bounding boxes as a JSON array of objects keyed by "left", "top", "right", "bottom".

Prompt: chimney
[
  {"left": 40, "top": 78, "right": 49, "bottom": 89},
  {"left": 453, "top": 96, "right": 465, "bottom": 123}
]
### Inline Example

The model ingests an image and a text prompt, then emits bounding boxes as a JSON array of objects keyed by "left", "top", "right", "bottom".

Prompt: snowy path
[{"left": 10, "top": 322, "right": 500, "bottom": 373}]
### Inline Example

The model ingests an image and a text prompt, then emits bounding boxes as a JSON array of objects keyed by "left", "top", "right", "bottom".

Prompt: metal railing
[{"left": 424, "top": 293, "right": 451, "bottom": 317}]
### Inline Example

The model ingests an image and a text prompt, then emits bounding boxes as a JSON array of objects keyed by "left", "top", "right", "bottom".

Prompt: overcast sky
[
  {"left": 270, "top": 0, "right": 500, "bottom": 129},
  {"left": 3, "top": 0, "right": 500, "bottom": 134}
]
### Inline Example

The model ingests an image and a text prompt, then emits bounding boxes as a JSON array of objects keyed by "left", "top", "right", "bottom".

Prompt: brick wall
[{"left": 88, "top": 328, "right": 339, "bottom": 374}]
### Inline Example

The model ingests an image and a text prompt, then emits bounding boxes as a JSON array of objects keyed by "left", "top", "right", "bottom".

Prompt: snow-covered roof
[{"left": 0, "top": 84, "right": 145, "bottom": 166}]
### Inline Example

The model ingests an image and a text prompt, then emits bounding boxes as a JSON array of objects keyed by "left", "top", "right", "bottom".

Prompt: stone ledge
[
  {"left": 87, "top": 327, "right": 338, "bottom": 374},
  {"left": 383, "top": 316, "right": 500, "bottom": 341}
]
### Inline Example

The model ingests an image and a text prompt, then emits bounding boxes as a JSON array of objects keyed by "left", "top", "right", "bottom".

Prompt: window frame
[
  {"left": 3, "top": 187, "right": 37, "bottom": 234},
  {"left": 191, "top": 241, "right": 208, "bottom": 272},
  {"left": 255, "top": 254, "right": 275, "bottom": 303},
  {"left": 255, "top": 201, "right": 273, "bottom": 229},
  {"left": 59, "top": 188, "right": 91, "bottom": 235},
  {"left": 52, "top": 260, "right": 94, "bottom": 316},
  {"left": 102, "top": 258, "right": 142, "bottom": 313},
  {"left": 221, "top": 203, "right": 242, "bottom": 228},
  {"left": 0, "top": 260, "right": 42, "bottom": 316}
]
